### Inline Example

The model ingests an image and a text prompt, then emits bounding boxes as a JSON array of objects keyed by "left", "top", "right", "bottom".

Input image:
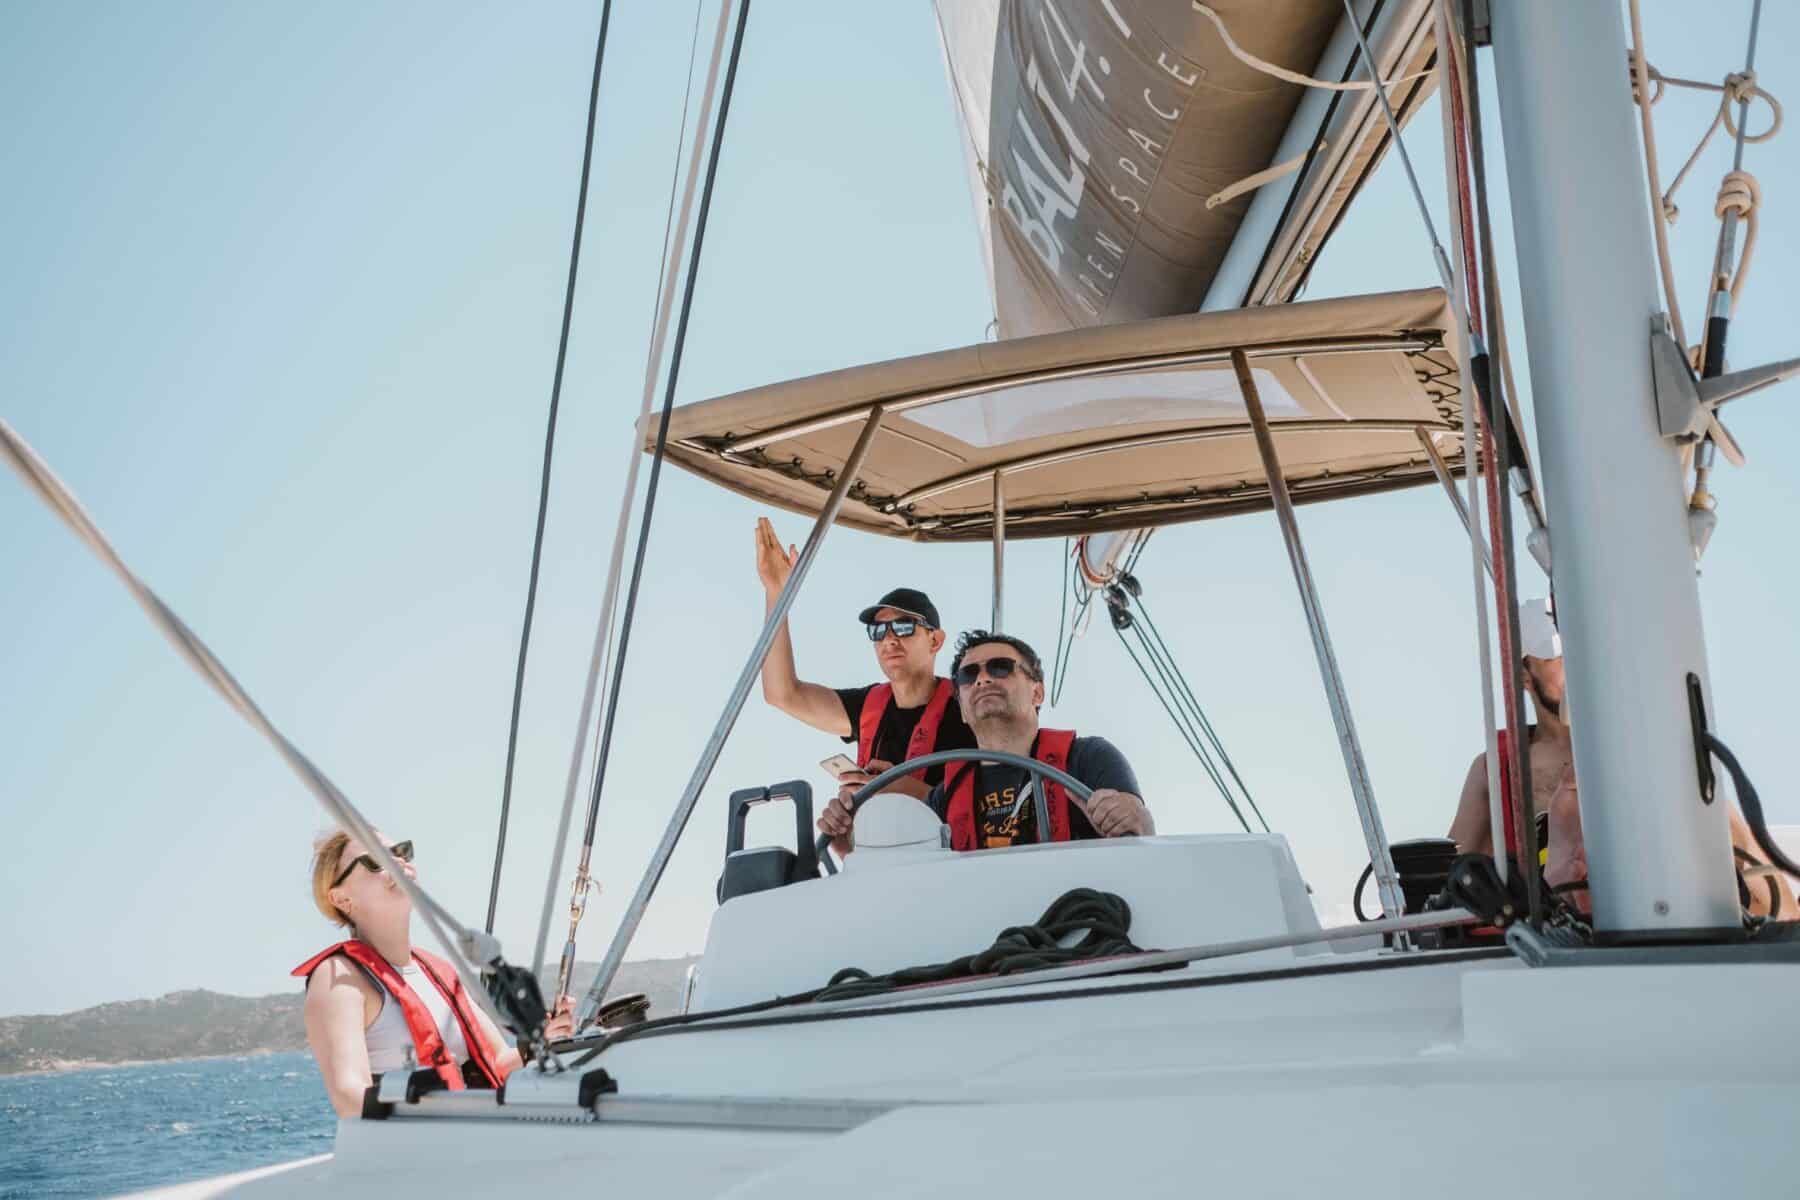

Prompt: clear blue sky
[{"left": 4, "top": 1, "right": 1796, "bottom": 1016}]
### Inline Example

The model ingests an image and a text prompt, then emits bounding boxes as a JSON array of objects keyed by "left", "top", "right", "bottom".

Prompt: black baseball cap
[{"left": 857, "top": 587, "right": 940, "bottom": 629}]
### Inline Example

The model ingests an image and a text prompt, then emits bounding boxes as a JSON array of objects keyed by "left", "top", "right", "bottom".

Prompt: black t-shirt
[
  {"left": 835, "top": 682, "right": 978, "bottom": 786},
  {"left": 923, "top": 734, "right": 1141, "bottom": 849}
]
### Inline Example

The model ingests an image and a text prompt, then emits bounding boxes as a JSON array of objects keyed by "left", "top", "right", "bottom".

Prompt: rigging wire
[
  {"left": 1102, "top": 574, "right": 1265, "bottom": 835},
  {"left": 1336, "top": 0, "right": 1456, "bottom": 302},
  {"left": 0, "top": 419, "right": 512, "bottom": 1034},
  {"left": 1457, "top": 0, "right": 1545, "bottom": 923},
  {"left": 1432, "top": 0, "right": 1505, "bottom": 883},
  {"left": 486, "top": 0, "right": 617, "bottom": 935},
  {"left": 571, "top": 0, "right": 752, "bottom": 986},
  {"left": 531, "top": 0, "right": 733, "bottom": 990},
  {"left": 1126, "top": 587, "right": 1269, "bottom": 833},
  {"left": 1049, "top": 539, "right": 1073, "bottom": 705},
  {"left": 548, "top": 0, "right": 709, "bottom": 1003}
]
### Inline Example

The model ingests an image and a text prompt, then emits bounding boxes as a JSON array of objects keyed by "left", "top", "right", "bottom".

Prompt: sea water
[{"left": 0, "top": 1052, "right": 333, "bottom": 1198}]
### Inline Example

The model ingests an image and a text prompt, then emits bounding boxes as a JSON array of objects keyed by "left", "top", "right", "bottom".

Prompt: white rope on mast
[
  {"left": 1627, "top": 0, "right": 1782, "bottom": 351},
  {"left": 0, "top": 417, "right": 509, "bottom": 1032}
]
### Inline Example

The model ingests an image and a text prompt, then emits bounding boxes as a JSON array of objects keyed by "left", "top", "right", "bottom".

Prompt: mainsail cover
[{"left": 933, "top": 0, "right": 1435, "bottom": 337}]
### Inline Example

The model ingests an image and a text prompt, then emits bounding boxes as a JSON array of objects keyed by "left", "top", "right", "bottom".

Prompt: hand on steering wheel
[{"left": 814, "top": 748, "right": 1096, "bottom": 872}]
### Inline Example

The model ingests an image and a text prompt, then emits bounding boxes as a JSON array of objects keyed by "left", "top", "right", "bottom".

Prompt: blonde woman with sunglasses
[{"left": 295, "top": 831, "right": 571, "bottom": 1117}]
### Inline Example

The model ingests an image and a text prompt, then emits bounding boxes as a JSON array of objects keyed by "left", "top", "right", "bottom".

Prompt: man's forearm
[{"left": 759, "top": 591, "right": 803, "bottom": 707}]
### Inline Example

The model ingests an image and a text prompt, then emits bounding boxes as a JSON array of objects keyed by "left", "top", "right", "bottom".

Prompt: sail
[{"left": 932, "top": 0, "right": 1439, "bottom": 336}]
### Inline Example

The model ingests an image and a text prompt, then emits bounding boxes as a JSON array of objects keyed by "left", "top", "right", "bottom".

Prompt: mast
[{"left": 1488, "top": 3, "right": 1738, "bottom": 936}]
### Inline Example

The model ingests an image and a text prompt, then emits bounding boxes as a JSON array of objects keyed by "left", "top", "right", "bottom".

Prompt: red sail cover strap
[
  {"left": 293, "top": 941, "right": 504, "bottom": 1090},
  {"left": 944, "top": 728, "right": 1077, "bottom": 851}
]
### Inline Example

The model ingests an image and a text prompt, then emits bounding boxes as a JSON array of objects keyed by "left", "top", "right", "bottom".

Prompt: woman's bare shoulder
[{"left": 304, "top": 954, "right": 378, "bottom": 1005}]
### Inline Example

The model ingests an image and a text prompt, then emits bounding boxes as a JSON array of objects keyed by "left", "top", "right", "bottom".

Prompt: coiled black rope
[
  {"left": 814, "top": 888, "right": 1144, "bottom": 1002},
  {"left": 487, "top": 0, "right": 617, "bottom": 934}
]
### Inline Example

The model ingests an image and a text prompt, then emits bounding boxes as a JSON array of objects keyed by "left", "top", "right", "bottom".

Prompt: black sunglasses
[
  {"left": 866, "top": 618, "right": 928, "bottom": 642},
  {"left": 332, "top": 840, "right": 414, "bottom": 888},
  {"left": 955, "top": 656, "right": 1020, "bottom": 687}
]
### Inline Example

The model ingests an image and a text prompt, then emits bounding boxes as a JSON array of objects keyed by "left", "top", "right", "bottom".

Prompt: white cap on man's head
[{"left": 1519, "top": 597, "right": 1562, "bottom": 660}]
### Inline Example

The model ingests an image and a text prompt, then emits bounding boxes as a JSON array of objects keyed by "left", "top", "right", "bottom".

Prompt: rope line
[
  {"left": 486, "top": 0, "right": 617, "bottom": 936},
  {"left": 1192, "top": 3, "right": 1430, "bottom": 94},
  {"left": 530, "top": 0, "right": 731, "bottom": 988},
  {"left": 1628, "top": 0, "right": 1781, "bottom": 354},
  {"left": 577, "top": 0, "right": 752, "bottom": 963},
  {"left": 1104, "top": 577, "right": 1264, "bottom": 835},
  {"left": 1049, "top": 538, "right": 1076, "bottom": 707},
  {"left": 0, "top": 419, "right": 508, "bottom": 1032},
  {"left": 814, "top": 889, "right": 1143, "bottom": 1003},
  {"left": 1129, "top": 590, "right": 1269, "bottom": 832}
]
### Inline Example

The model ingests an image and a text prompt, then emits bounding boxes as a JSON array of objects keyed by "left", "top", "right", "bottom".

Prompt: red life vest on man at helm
[
  {"left": 856, "top": 677, "right": 955, "bottom": 775},
  {"left": 943, "top": 728, "right": 1078, "bottom": 852},
  {"left": 292, "top": 940, "right": 505, "bottom": 1091}
]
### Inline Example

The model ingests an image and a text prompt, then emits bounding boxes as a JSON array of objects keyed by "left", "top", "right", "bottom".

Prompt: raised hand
[{"left": 754, "top": 516, "right": 799, "bottom": 596}]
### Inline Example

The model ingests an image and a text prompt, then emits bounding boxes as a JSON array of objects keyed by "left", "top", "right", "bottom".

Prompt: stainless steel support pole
[
  {"left": 1235, "top": 351, "right": 1405, "bottom": 923},
  {"left": 1491, "top": 3, "right": 1737, "bottom": 934},
  {"left": 991, "top": 472, "right": 1006, "bottom": 630},
  {"left": 1415, "top": 426, "right": 1492, "bottom": 579},
  {"left": 577, "top": 407, "right": 888, "bottom": 1022}
]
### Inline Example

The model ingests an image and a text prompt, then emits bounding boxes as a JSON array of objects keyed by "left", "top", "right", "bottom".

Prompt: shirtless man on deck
[{"left": 1446, "top": 599, "right": 1570, "bottom": 859}]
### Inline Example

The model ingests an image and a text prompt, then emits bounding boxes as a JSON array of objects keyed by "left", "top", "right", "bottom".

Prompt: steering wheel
[{"left": 814, "top": 748, "right": 1095, "bottom": 874}]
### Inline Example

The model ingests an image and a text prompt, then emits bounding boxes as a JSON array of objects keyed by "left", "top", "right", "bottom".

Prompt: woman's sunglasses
[
  {"left": 333, "top": 840, "right": 414, "bottom": 887},
  {"left": 955, "top": 656, "right": 1020, "bottom": 687},
  {"left": 866, "top": 619, "right": 928, "bottom": 642}
]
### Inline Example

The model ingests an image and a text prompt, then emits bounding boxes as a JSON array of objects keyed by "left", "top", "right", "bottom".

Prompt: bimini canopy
[{"left": 652, "top": 287, "right": 1463, "bottom": 543}]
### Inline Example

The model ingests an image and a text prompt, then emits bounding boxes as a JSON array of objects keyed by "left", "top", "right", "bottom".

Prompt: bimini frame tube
[
  {"left": 1414, "top": 426, "right": 1492, "bottom": 580},
  {"left": 1234, "top": 350, "right": 1405, "bottom": 923},
  {"left": 991, "top": 472, "right": 1006, "bottom": 629},
  {"left": 1490, "top": 2, "right": 1738, "bottom": 935},
  {"left": 577, "top": 406, "right": 888, "bottom": 1024}
]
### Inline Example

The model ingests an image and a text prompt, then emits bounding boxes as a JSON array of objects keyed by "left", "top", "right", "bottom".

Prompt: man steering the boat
[
  {"left": 754, "top": 516, "right": 977, "bottom": 847},
  {"left": 819, "top": 630, "right": 1152, "bottom": 851}
]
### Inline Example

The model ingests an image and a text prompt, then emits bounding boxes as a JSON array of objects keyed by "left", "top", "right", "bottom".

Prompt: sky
[{"left": 4, "top": 1, "right": 1797, "bottom": 1018}]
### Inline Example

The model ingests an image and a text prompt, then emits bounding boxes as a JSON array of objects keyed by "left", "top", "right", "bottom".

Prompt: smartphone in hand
[{"left": 819, "top": 754, "right": 860, "bottom": 781}]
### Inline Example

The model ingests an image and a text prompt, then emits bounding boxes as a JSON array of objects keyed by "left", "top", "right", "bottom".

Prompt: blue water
[{"left": 0, "top": 1052, "right": 334, "bottom": 1199}]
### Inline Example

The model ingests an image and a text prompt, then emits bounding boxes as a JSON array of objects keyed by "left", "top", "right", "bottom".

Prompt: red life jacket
[
  {"left": 943, "top": 728, "right": 1077, "bottom": 852},
  {"left": 856, "top": 677, "right": 955, "bottom": 775},
  {"left": 293, "top": 941, "right": 505, "bottom": 1090}
]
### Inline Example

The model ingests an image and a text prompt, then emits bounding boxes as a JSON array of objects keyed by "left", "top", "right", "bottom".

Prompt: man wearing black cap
[{"left": 754, "top": 518, "right": 976, "bottom": 850}]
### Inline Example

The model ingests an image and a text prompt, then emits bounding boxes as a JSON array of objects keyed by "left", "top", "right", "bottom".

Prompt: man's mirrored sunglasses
[
  {"left": 333, "top": 839, "right": 414, "bottom": 887},
  {"left": 866, "top": 619, "right": 930, "bottom": 642},
  {"left": 955, "top": 656, "right": 1020, "bottom": 687}
]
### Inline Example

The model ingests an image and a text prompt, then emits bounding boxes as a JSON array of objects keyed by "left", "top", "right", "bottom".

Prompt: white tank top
[{"left": 362, "top": 959, "right": 471, "bottom": 1076}]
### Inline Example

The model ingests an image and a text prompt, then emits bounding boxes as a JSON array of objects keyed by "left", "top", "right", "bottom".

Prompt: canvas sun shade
[{"left": 650, "top": 287, "right": 1464, "bottom": 543}]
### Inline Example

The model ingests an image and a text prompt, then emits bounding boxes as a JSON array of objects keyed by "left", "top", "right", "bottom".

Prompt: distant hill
[{"left": 0, "top": 956, "right": 698, "bottom": 1076}]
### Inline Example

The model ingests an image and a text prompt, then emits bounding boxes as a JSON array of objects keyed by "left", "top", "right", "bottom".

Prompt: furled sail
[{"left": 933, "top": 0, "right": 1439, "bottom": 336}]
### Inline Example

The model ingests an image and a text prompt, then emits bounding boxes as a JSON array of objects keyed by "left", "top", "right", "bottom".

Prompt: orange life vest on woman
[
  {"left": 293, "top": 940, "right": 504, "bottom": 1090},
  {"left": 856, "top": 677, "right": 955, "bottom": 774},
  {"left": 943, "top": 728, "right": 1078, "bottom": 852}
]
